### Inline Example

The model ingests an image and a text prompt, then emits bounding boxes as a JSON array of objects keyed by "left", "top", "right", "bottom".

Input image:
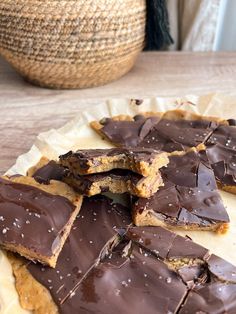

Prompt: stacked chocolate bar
[
  {"left": 59, "top": 146, "right": 230, "bottom": 234},
  {"left": 0, "top": 109, "right": 235, "bottom": 314},
  {"left": 60, "top": 148, "right": 169, "bottom": 198}
]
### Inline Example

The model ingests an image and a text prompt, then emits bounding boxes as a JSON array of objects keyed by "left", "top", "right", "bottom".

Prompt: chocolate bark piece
[
  {"left": 132, "top": 149, "right": 229, "bottom": 233},
  {"left": 139, "top": 118, "right": 217, "bottom": 151},
  {"left": 207, "top": 254, "right": 236, "bottom": 283},
  {"left": 11, "top": 196, "right": 132, "bottom": 313},
  {"left": 0, "top": 176, "right": 83, "bottom": 267},
  {"left": 206, "top": 124, "right": 236, "bottom": 194},
  {"left": 125, "top": 226, "right": 209, "bottom": 261},
  {"left": 177, "top": 265, "right": 205, "bottom": 289},
  {"left": 90, "top": 114, "right": 161, "bottom": 147},
  {"left": 61, "top": 242, "right": 188, "bottom": 314},
  {"left": 125, "top": 226, "right": 209, "bottom": 288},
  {"left": 179, "top": 283, "right": 236, "bottom": 314},
  {"left": 33, "top": 161, "right": 67, "bottom": 184},
  {"left": 27, "top": 157, "right": 67, "bottom": 184},
  {"left": 125, "top": 225, "right": 236, "bottom": 311},
  {"left": 179, "top": 257, "right": 236, "bottom": 314},
  {"left": 64, "top": 169, "right": 163, "bottom": 198},
  {"left": 90, "top": 110, "right": 225, "bottom": 150},
  {"left": 125, "top": 226, "right": 177, "bottom": 259},
  {"left": 59, "top": 147, "right": 169, "bottom": 177}
]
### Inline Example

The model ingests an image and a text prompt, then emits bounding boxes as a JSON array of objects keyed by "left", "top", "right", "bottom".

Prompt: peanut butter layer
[
  {"left": 64, "top": 169, "right": 163, "bottom": 198},
  {"left": 59, "top": 148, "right": 169, "bottom": 176},
  {"left": 11, "top": 196, "right": 131, "bottom": 313},
  {"left": 91, "top": 110, "right": 236, "bottom": 193},
  {"left": 0, "top": 176, "right": 83, "bottom": 267},
  {"left": 132, "top": 149, "right": 229, "bottom": 233}
]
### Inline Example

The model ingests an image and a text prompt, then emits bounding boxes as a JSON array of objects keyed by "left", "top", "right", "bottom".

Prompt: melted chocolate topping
[
  {"left": 179, "top": 283, "right": 236, "bottom": 314},
  {"left": 100, "top": 116, "right": 158, "bottom": 147},
  {"left": 27, "top": 196, "right": 131, "bottom": 305},
  {"left": 33, "top": 161, "right": 67, "bottom": 184},
  {"left": 125, "top": 226, "right": 209, "bottom": 260},
  {"left": 206, "top": 125, "right": 236, "bottom": 185},
  {"left": 133, "top": 150, "right": 229, "bottom": 227},
  {"left": 0, "top": 178, "right": 75, "bottom": 258},
  {"left": 61, "top": 243, "right": 187, "bottom": 314},
  {"left": 207, "top": 254, "right": 236, "bottom": 283}
]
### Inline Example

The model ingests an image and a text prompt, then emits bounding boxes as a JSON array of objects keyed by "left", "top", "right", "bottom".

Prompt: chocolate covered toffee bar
[
  {"left": 91, "top": 110, "right": 236, "bottom": 193},
  {"left": 11, "top": 217, "right": 236, "bottom": 314},
  {"left": 125, "top": 226, "right": 236, "bottom": 314},
  {"left": 0, "top": 176, "right": 83, "bottom": 267},
  {"left": 59, "top": 148, "right": 169, "bottom": 176},
  {"left": 64, "top": 169, "right": 163, "bottom": 198},
  {"left": 10, "top": 196, "right": 132, "bottom": 313},
  {"left": 14, "top": 225, "right": 235, "bottom": 314},
  {"left": 61, "top": 241, "right": 188, "bottom": 314},
  {"left": 132, "top": 148, "right": 230, "bottom": 233}
]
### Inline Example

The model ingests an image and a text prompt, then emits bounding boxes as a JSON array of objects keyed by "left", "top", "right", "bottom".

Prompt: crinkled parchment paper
[{"left": 1, "top": 93, "right": 236, "bottom": 314}]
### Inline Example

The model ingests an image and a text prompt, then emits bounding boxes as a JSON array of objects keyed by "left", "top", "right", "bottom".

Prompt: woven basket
[{"left": 0, "top": 0, "right": 146, "bottom": 89}]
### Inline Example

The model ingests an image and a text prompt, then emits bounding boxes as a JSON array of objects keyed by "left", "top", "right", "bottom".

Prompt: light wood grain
[{"left": 1, "top": 51, "right": 236, "bottom": 173}]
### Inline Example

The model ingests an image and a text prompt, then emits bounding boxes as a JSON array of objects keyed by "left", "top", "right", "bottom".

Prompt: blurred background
[
  {"left": 0, "top": 0, "right": 235, "bottom": 90},
  {"left": 166, "top": 0, "right": 236, "bottom": 51},
  {"left": 146, "top": 0, "right": 236, "bottom": 51}
]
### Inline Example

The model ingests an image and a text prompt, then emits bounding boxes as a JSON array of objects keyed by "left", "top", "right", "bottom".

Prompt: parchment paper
[{"left": 1, "top": 93, "right": 236, "bottom": 314}]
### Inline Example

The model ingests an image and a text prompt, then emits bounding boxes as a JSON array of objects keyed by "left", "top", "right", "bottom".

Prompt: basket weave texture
[{"left": 0, "top": 0, "right": 146, "bottom": 89}]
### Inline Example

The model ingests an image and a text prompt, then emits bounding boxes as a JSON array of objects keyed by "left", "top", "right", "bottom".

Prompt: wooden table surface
[{"left": 1, "top": 51, "right": 236, "bottom": 173}]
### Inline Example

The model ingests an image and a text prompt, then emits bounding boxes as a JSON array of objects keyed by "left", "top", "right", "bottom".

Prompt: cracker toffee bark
[
  {"left": 10, "top": 196, "right": 132, "bottom": 314},
  {"left": 132, "top": 148, "right": 230, "bottom": 233},
  {"left": 61, "top": 241, "right": 187, "bottom": 314},
  {"left": 125, "top": 226, "right": 236, "bottom": 314},
  {"left": 64, "top": 169, "right": 164, "bottom": 198},
  {"left": 0, "top": 176, "right": 83, "bottom": 267},
  {"left": 59, "top": 226, "right": 236, "bottom": 314},
  {"left": 91, "top": 110, "right": 236, "bottom": 193},
  {"left": 11, "top": 223, "right": 236, "bottom": 313},
  {"left": 30, "top": 154, "right": 166, "bottom": 198},
  {"left": 59, "top": 147, "right": 169, "bottom": 176}
]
